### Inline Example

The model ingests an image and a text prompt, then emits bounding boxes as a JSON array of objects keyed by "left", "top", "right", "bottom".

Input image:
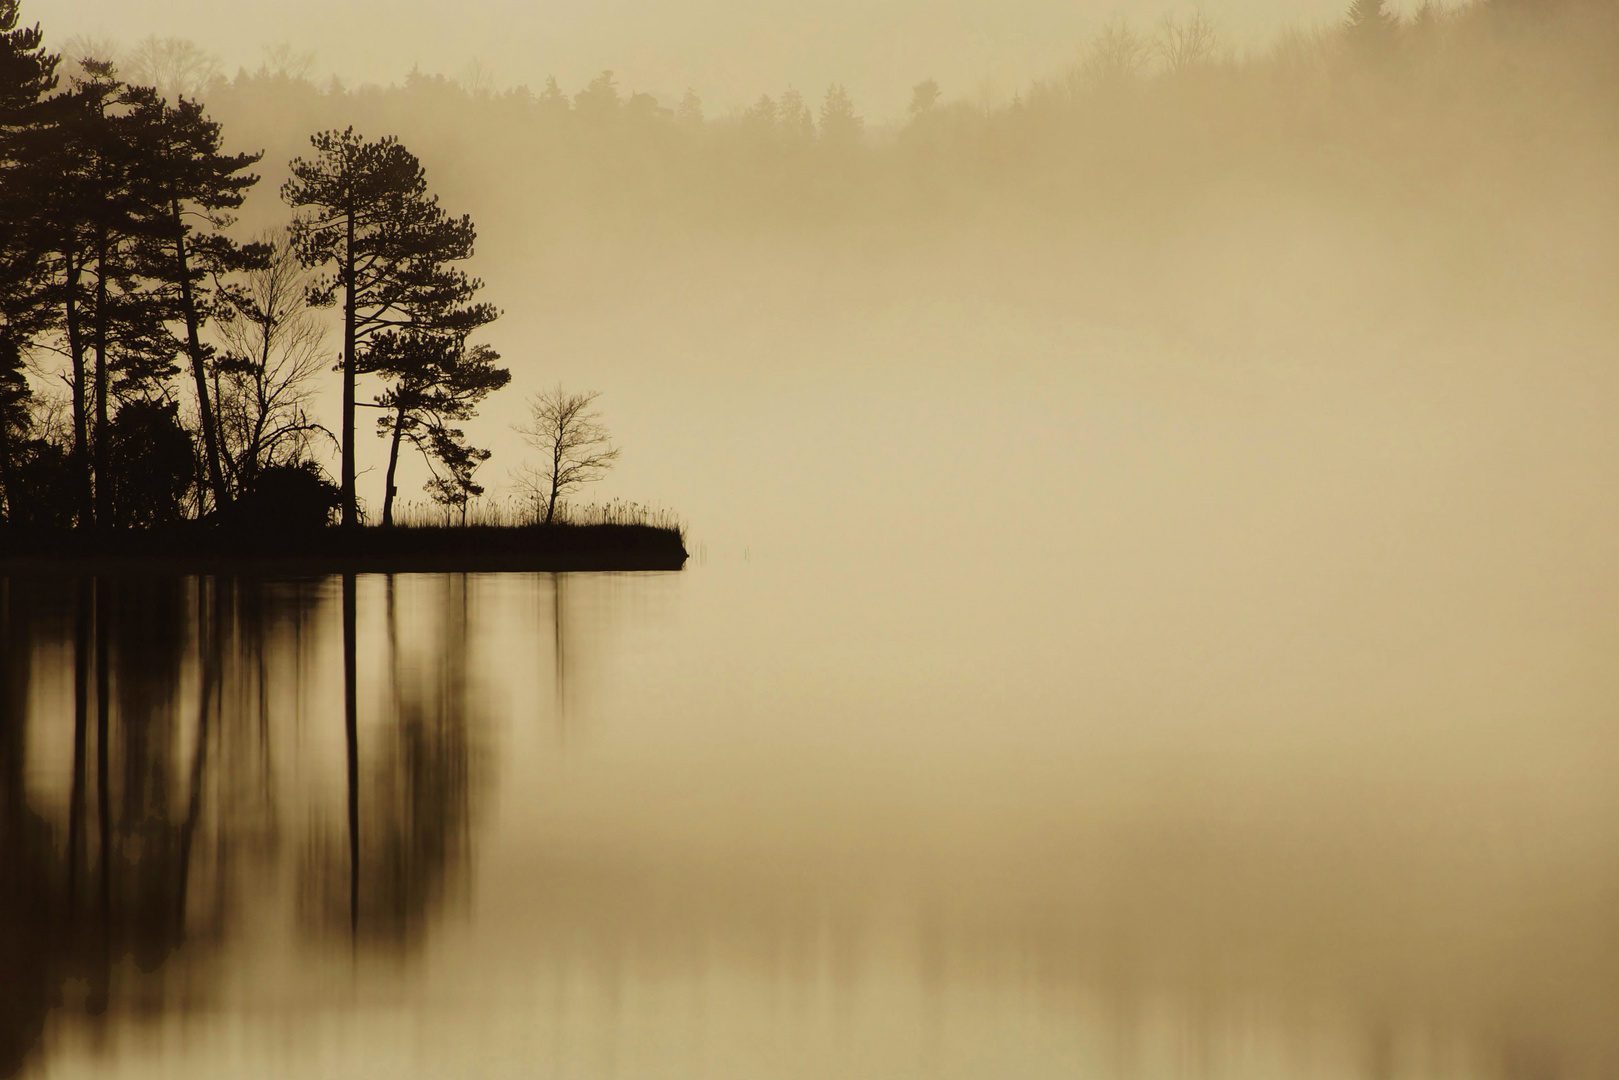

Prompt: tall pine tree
[
  {"left": 127, "top": 87, "right": 262, "bottom": 514},
  {"left": 0, "top": 0, "right": 56, "bottom": 518},
  {"left": 367, "top": 330, "right": 508, "bottom": 525},
  {"left": 283, "top": 129, "right": 497, "bottom": 526}
]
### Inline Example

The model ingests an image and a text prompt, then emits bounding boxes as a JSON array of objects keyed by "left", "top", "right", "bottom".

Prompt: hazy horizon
[
  {"left": 7, "top": 0, "right": 1619, "bottom": 1076},
  {"left": 51, "top": 0, "right": 1377, "bottom": 118}
]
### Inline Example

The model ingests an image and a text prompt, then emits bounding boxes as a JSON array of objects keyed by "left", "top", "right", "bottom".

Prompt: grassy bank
[{"left": 0, "top": 522, "right": 688, "bottom": 574}]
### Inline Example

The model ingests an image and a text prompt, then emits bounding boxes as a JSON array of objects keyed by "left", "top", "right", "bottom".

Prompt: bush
[
  {"left": 105, "top": 401, "right": 196, "bottom": 528},
  {"left": 2, "top": 440, "right": 79, "bottom": 529},
  {"left": 227, "top": 460, "right": 341, "bottom": 531}
]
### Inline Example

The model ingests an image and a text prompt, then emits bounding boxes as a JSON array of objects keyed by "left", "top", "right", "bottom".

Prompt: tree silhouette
[
  {"left": 282, "top": 128, "right": 496, "bottom": 526},
  {"left": 908, "top": 79, "right": 941, "bottom": 118},
  {"left": 211, "top": 229, "right": 329, "bottom": 495},
  {"left": 128, "top": 88, "right": 262, "bottom": 513},
  {"left": 536, "top": 75, "right": 569, "bottom": 119},
  {"left": 1345, "top": 0, "right": 1399, "bottom": 53},
  {"left": 818, "top": 84, "right": 862, "bottom": 145},
  {"left": 676, "top": 88, "right": 703, "bottom": 126},
  {"left": 368, "top": 331, "right": 508, "bottom": 525},
  {"left": 573, "top": 71, "right": 620, "bottom": 121},
  {"left": 0, "top": 0, "right": 58, "bottom": 340},
  {"left": 777, "top": 87, "right": 814, "bottom": 144},
  {"left": 517, "top": 386, "right": 619, "bottom": 525},
  {"left": 122, "top": 36, "right": 220, "bottom": 101},
  {"left": 56, "top": 63, "right": 182, "bottom": 526},
  {"left": 1155, "top": 12, "right": 1220, "bottom": 75},
  {"left": 0, "top": 0, "right": 58, "bottom": 514},
  {"left": 743, "top": 93, "right": 777, "bottom": 138},
  {"left": 103, "top": 398, "right": 194, "bottom": 526}
]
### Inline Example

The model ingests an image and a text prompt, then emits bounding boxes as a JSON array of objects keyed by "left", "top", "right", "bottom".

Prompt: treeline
[
  {"left": 0, "top": 0, "right": 508, "bottom": 531},
  {"left": 167, "top": 0, "right": 1612, "bottom": 239},
  {"left": 3, "top": 0, "right": 1612, "bottom": 529}
]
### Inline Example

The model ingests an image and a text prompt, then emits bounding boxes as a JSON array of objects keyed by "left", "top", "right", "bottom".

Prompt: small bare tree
[
  {"left": 124, "top": 36, "right": 223, "bottom": 99},
  {"left": 1156, "top": 11, "right": 1220, "bottom": 75},
  {"left": 1069, "top": 18, "right": 1150, "bottom": 97},
  {"left": 260, "top": 43, "right": 317, "bottom": 82},
  {"left": 212, "top": 229, "right": 330, "bottom": 495},
  {"left": 516, "top": 387, "right": 619, "bottom": 525}
]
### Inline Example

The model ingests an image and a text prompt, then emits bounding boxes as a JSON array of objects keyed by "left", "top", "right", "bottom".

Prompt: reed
[{"left": 391, "top": 496, "right": 685, "bottom": 537}]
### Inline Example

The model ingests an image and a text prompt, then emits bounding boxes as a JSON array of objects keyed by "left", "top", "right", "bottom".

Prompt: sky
[{"left": 47, "top": 0, "right": 1362, "bottom": 119}]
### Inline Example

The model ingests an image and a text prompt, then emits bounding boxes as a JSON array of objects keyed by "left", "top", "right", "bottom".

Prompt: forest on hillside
[{"left": 0, "top": 0, "right": 1614, "bottom": 532}]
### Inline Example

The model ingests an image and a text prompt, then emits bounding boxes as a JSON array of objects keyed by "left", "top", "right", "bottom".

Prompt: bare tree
[
  {"left": 260, "top": 43, "right": 316, "bottom": 82},
  {"left": 457, "top": 58, "right": 498, "bottom": 98},
  {"left": 211, "top": 229, "right": 330, "bottom": 495},
  {"left": 516, "top": 387, "right": 619, "bottom": 526},
  {"left": 1070, "top": 19, "right": 1150, "bottom": 96},
  {"left": 124, "top": 36, "right": 222, "bottom": 100},
  {"left": 1156, "top": 11, "right": 1221, "bottom": 75},
  {"left": 57, "top": 33, "right": 120, "bottom": 81}
]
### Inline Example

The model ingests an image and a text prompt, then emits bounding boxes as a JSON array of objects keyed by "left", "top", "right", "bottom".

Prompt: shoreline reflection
[
  {"left": 0, "top": 574, "right": 486, "bottom": 1078},
  {"left": 1, "top": 568, "right": 1615, "bottom": 1080}
]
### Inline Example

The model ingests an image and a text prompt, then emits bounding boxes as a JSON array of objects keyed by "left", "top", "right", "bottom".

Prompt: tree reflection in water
[
  {"left": 0, "top": 574, "right": 482, "bottom": 1078},
  {"left": 302, "top": 574, "right": 476, "bottom": 946}
]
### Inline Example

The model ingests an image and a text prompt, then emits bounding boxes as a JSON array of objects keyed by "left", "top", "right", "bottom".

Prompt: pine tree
[
  {"left": 127, "top": 88, "right": 262, "bottom": 514},
  {"left": 368, "top": 331, "right": 508, "bottom": 525},
  {"left": 0, "top": 0, "right": 58, "bottom": 517},
  {"left": 45, "top": 62, "right": 178, "bottom": 527},
  {"left": 283, "top": 128, "right": 498, "bottom": 526},
  {"left": 777, "top": 88, "right": 815, "bottom": 144},
  {"left": 1345, "top": 0, "right": 1399, "bottom": 53},
  {"left": 675, "top": 88, "right": 703, "bottom": 127},
  {"left": 0, "top": 0, "right": 58, "bottom": 344},
  {"left": 818, "top": 84, "right": 863, "bottom": 146}
]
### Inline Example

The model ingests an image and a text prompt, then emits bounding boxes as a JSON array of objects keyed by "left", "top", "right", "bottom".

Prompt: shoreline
[{"left": 0, "top": 522, "right": 689, "bottom": 575}]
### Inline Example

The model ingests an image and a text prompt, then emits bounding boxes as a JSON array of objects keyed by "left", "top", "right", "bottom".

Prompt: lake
[{"left": 4, "top": 558, "right": 1617, "bottom": 1079}]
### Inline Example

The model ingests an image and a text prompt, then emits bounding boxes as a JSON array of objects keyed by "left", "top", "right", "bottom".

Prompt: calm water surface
[{"left": 3, "top": 560, "right": 1618, "bottom": 1079}]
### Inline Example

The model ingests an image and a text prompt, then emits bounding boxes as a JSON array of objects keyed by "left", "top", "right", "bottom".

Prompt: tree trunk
[
  {"left": 92, "top": 229, "right": 109, "bottom": 530},
  {"left": 0, "top": 410, "right": 14, "bottom": 523},
  {"left": 380, "top": 401, "right": 407, "bottom": 527},
  {"left": 246, "top": 314, "right": 275, "bottom": 486},
  {"left": 340, "top": 211, "right": 357, "bottom": 528},
  {"left": 174, "top": 202, "right": 230, "bottom": 515},
  {"left": 64, "top": 251, "right": 90, "bottom": 528}
]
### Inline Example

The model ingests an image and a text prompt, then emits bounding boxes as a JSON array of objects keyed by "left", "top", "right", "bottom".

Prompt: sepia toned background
[{"left": 6, "top": 0, "right": 1619, "bottom": 1077}]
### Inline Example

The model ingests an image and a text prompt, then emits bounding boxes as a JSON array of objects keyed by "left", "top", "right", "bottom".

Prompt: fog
[
  {"left": 8, "top": 1, "right": 1619, "bottom": 1074},
  {"left": 42, "top": 0, "right": 1611, "bottom": 562},
  {"left": 52, "top": 0, "right": 1366, "bottom": 117}
]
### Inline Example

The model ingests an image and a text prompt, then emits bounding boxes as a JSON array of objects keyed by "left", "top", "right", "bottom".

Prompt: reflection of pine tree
[{"left": 0, "top": 575, "right": 56, "bottom": 1080}]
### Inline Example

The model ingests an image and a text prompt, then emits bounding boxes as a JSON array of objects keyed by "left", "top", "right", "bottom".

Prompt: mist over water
[
  {"left": 6, "top": 567, "right": 1619, "bottom": 1079},
  {"left": 6, "top": 0, "right": 1619, "bottom": 1076}
]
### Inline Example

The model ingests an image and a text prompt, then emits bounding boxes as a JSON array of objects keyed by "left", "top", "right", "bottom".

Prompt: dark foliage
[
  {"left": 282, "top": 128, "right": 499, "bottom": 527},
  {"left": 102, "top": 399, "right": 194, "bottom": 527},
  {"left": 223, "top": 458, "right": 340, "bottom": 531},
  {"left": 1, "top": 438, "right": 76, "bottom": 528}
]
